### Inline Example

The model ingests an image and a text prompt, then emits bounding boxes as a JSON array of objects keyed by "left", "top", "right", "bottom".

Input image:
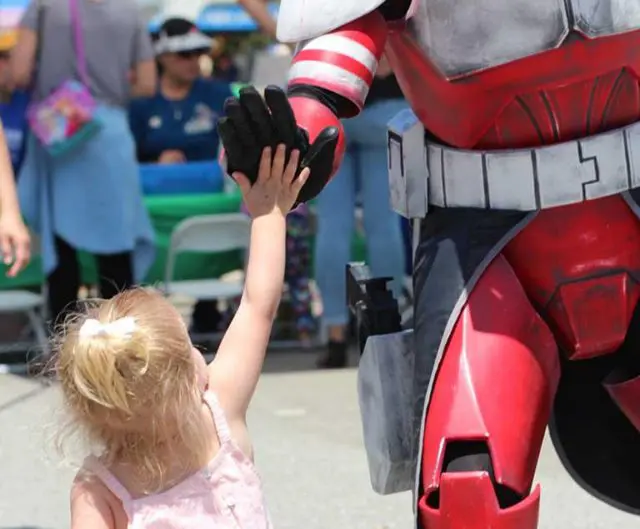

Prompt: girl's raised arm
[{"left": 208, "top": 145, "right": 309, "bottom": 419}]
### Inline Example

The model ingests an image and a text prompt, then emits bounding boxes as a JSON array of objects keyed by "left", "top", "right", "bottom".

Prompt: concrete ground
[{"left": 0, "top": 350, "right": 638, "bottom": 529}]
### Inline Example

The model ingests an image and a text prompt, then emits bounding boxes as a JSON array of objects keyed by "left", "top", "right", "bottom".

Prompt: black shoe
[{"left": 316, "top": 340, "right": 348, "bottom": 369}]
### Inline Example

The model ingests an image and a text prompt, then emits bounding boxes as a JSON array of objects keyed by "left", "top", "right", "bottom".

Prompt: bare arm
[
  {"left": 130, "top": 60, "right": 157, "bottom": 98},
  {"left": 0, "top": 122, "right": 19, "bottom": 216},
  {"left": 129, "top": 11, "right": 157, "bottom": 98},
  {"left": 209, "top": 146, "right": 309, "bottom": 419},
  {"left": 7, "top": 0, "right": 40, "bottom": 91},
  {"left": 237, "top": 0, "right": 277, "bottom": 36},
  {"left": 210, "top": 214, "right": 286, "bottom": 416},
  {"left": 8, "top": 28, "right": 37, "bottom": 90},
  {"left": 0, "top": 120, "right": 30, "bottom": 276}
]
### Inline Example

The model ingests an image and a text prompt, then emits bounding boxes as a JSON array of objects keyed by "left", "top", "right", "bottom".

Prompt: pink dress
[{"left": 83, "top": 391, "right": 273, "bottom": 528}]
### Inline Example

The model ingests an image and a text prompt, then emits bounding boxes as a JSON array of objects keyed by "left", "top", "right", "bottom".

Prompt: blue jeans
[{"left": 314, "top": 99, "right": 408, "bottom": 327}]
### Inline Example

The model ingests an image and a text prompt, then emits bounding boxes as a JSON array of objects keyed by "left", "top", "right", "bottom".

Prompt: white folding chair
[
  {"left": 163, "top": 214, "right": 251, "bottom": 342},
  {"left": 0, "top": 232, "right": 49, "bottom": 360}
]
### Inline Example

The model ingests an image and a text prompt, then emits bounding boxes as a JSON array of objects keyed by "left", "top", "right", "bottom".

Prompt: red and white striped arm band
[{"left": 287, "top": 11, "right": 387, "bottom": 115}]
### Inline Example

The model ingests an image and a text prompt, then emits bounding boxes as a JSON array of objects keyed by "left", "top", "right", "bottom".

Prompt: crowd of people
[{"left": 0, "top": 0, "right": 409, "bottom": 370}]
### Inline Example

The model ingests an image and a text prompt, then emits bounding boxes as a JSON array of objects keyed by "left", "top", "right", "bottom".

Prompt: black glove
[{"left": 217, "top": 85, "right": 339, "bottom": 203}]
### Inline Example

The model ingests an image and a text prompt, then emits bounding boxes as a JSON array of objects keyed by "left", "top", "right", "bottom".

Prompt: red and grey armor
[{"left": 221, "top": 0, "right": 640, "bottom": 526}]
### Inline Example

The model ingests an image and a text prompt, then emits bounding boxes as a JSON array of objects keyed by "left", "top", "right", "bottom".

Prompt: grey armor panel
[
  {"left": 276, "top": 0, "right": 640, "bottom": 76},
  {"left": 358, "top": 330, "right": 417, "bottom": 494},
  {"left": 409, "top": 0, "right": 640, "bottom": 77}
]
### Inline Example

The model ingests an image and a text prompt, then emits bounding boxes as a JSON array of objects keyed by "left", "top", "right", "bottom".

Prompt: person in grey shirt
[
  {"left": 5, "top": 0, "right": 158, "bottom": 334},
  {"left": 10, "top": 0, "right": 156, "bottom": 108}
]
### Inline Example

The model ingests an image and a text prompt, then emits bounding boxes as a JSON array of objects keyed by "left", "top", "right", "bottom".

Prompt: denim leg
[
  {"left": 358, "top": 146, "right": 406, "bottom": 297},
  {"left": 313, "top": 150, "right": 357, "bottom": 327},
  {"left": 353, "top": 100, "right": 407, "bottom": 297}
]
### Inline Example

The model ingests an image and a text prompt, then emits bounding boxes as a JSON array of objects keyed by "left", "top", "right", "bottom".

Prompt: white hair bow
[{"left": 79, "top": 317, "right": 137, "bottom": 339}]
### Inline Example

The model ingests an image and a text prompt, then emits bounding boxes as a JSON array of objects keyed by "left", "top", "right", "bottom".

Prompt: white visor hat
[{"left": 154, "top": 28, "right": 213, "bottom": 55}]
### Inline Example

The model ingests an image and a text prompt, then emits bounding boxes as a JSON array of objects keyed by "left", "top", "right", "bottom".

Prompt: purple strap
[{"left": 68, "top": 0, "right": 88, "bottom": 85}]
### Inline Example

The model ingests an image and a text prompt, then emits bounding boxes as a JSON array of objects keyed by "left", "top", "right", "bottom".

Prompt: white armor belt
[{"left": 388, "top": 110, "right": 640, "bottom": 217}]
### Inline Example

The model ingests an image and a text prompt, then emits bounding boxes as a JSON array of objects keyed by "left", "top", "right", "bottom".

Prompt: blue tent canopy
[{"left": 149, "top": 2, "right": 279, "bottom": 33}]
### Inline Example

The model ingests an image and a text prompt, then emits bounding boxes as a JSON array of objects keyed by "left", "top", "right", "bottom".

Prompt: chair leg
[{"left": 26, "top": 308, "right": 51, "bottom": 369}]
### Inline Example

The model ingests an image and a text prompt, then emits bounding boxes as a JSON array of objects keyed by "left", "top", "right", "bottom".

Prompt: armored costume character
[{"left": 219, "top": 0, "right": 640, "bottom": 526}]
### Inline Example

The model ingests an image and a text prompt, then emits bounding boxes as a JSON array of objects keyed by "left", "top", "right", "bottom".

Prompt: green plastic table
[{"left": 0, "top": 193, "right": 367, "bottom": 290}]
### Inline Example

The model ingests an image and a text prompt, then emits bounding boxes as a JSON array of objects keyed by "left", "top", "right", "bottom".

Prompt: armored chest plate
[{"left": 409, "top": 0, "right": 640, "bottom": 77}]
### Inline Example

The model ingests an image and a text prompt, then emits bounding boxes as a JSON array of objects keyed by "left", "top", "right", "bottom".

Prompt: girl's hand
[{"left": 233, "top": 144, "right": 310, "bottom": 218}]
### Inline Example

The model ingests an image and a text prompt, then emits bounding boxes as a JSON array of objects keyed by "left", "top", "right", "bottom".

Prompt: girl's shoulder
[{"left": 71, "top": 469, "right": 128, "bottom": 529}]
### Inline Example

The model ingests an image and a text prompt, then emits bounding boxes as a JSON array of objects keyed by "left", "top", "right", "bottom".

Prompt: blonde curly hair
[{"left": 54, "top": 287, "right": 211, "bottom": 492}]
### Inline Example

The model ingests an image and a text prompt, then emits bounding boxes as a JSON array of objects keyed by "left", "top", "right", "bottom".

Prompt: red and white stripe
[{"left": 287, "top": 13, "right": 387, "bottom": 113}]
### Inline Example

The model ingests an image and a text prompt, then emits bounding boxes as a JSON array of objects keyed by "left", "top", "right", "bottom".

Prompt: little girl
[{"left": 55, "top": 144, "right": 309, "bottom": 529}]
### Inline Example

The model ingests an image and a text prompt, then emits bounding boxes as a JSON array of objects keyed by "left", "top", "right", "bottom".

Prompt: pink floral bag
[{"left": 27, "top": 0, "right": 100, "bottom": 157}]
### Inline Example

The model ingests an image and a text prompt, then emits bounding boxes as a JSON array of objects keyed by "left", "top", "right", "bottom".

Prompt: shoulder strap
[
  {"left": 83, "top": 456, "right": 133, "bottom": 506},
  {"left": 202, "top": 391, "right": 232, "bottom": 444},
  {"left": 68, "top": 0, "right": 89, "bottom": 85}
]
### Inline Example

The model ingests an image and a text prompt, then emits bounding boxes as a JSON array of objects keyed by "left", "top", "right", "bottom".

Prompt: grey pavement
[{"left": 0, "top": 351, "right": 638, "bottom": 529}]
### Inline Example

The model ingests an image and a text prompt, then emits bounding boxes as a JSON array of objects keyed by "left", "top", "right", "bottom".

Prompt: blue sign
[
  {"left": 149, "top": 2, "right": 279, "bottom": 33},
  {"left": 140, "top": 161, "right": 224, "bottom": 196}
]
